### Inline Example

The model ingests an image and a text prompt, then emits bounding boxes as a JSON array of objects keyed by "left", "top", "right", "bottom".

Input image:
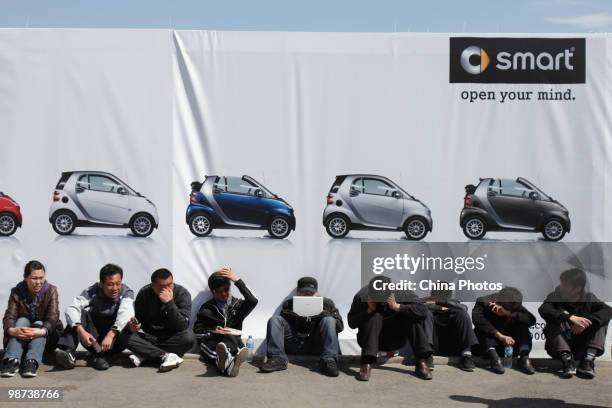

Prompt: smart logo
[{"left": 450, "top": 37, "right": 585, "bottom": 84}]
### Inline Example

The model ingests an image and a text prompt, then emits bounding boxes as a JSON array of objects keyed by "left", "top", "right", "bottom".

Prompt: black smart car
[{"left": 460, "top": 177, "right": 570, "bottom": 241}]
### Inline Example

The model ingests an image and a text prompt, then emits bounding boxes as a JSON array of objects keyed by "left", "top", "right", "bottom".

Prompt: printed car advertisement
[{"left": 0, "top": 30, "right": 610, "bottom": 356}]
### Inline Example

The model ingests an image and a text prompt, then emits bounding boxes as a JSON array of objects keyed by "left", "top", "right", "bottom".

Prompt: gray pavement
[{"left": 0, "top": 357, "right": 611, "bottom": 408}]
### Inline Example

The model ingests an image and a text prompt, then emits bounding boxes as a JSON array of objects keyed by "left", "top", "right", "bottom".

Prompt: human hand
[
  {"left": 219, "top": 267, "right": 239, "bottom": 282},
  {"left": 159, "top": 286, "right": 174, "bottom": 303}
]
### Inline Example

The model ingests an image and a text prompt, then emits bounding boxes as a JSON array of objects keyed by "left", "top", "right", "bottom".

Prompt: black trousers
[
  {"left": 544, "top": 322, "right": 607, "bottom": 359},
  {"left": 199, "top": 334, "right": 244, "bottom": 364},
  {"left": 475, "top": 319, "right": 532, "bottom": 357},
  {"left": 432, "top": 310, "right": 479, "bottom": 356},
  {"left": 357, "top": 311, "right": 433, "bottom": 364},
  {"left": 127, "top": 329, "right": 195, "bottom": 362},
  {"left": 57, "top": 310, "right": 129, "bottom": 357}
]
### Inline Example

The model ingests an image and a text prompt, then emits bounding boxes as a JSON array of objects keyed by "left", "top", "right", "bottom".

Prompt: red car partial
[{"left": 0, "top": 192, "right": 22, "bottom": 236}]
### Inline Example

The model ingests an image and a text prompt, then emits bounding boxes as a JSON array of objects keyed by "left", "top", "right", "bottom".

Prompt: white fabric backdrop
[{"left": 0, "top": 29, "right": 610, "bottom": 356}]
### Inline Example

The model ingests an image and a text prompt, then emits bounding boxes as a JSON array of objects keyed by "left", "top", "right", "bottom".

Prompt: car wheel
[
  {"left": 189, "top": 214, "right": 213, "bottom": 237},
  {"left": 325, "top": 215, "right": 350, "bottom": 238},
  {"left": 542, "top": 219, "right": 566, "bottom": 241},
  {"left": 463, "top": 217, "right": 486, "bottom": 240},
  {"left": 52, "top": 212, "right": 76, "bottom": 235},
  {"left": 130, "top": 214, "right": 154, "bottom": 237},
  {"left": 405, "top": 218, "right": 428, "bottom": 241},
  {"left": 268, "top": 216, "right": 291, "bottom": 239},
  {"left": 0, "top": 213, "right": 18, "bottom": 236}
]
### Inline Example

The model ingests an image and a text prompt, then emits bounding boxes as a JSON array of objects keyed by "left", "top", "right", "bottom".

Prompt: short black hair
[
  {"left": 99, "top": 264, "right": 123, "bottom": 282},
  {"left": 24, "top": 260, "right": 45, "bottom": 278},
  {"left": 151, "top": 268, "right": 173, "bottom": 282},
  {"left": 497, "top": 286, "right": 523, "bottom": 311},
  {"left": 560, "top": 268, "right": 587, "bottom": 292},
  {"left": 208, "top": 271, "right": 230, "bottom": 291}
]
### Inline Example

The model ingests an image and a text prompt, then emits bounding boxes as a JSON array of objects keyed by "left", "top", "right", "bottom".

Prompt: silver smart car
[{"left": 322, "top": 174, "right": 432, "bottom": 239}]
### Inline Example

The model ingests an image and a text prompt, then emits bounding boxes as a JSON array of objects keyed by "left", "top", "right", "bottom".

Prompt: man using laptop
[{"left": 260, "top": 277, "right": 343, "bottom": 377}]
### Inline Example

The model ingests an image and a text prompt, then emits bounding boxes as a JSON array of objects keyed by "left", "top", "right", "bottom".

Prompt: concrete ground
[{"left": 1, "top": 356, "right": 611, "bottom": 408}]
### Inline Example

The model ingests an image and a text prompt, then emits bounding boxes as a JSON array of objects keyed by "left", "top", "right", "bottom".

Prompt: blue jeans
[
  {"left": 4, "top": 317, "right": 47, "bottom": 363},
  {"left": 266, "top": 315, "right": 340, "bottom": 362}
]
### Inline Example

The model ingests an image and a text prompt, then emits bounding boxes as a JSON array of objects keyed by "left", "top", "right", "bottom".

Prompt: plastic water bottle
[
  {"left": 246, "top": 335, "right": 254, "bottom": 362},
  {"left": 503, "top": 345, "right": 513, "bottom": 368}
]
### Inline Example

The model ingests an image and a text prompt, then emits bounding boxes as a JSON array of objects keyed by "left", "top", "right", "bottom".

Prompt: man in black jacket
[
  {"left": 260, "top": 277, "right": 343, "bottom": 377},
  {"left": 348, "top": 276, "right": 434, "bottom": 381},
  {"left": 472, "top": 286, "right": 535, "bottom": 375},
  {"left": 539, "top": 268, "right": 612, "bottom": 379},
  {"left": 423, "top": 287, "right": 478, "bottom": 372},
  {"left": 127, "top": 269, "right": 195, "bottom": 373},
  {"left": 194, "top": 267, "right": 258, "bottom": 377}
]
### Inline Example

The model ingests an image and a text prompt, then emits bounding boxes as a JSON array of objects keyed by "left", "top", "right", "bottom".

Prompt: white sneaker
[
  {"left": 159, "top": 353, "right": 183, "bottom": 372},
  {"left": 129, "top": 354, "right": 142, "bottom": 367},
  {"left": 227, "top": 347, "right": 248, "bottom": 377},
  {"left": 216, "top": 343, "right": 230, "bottom": 374}
]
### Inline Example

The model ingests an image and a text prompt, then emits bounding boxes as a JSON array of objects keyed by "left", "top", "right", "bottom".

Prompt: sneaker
[
  {"left": 260, "top": 357, "right": 288, "bottom": 373},
  {"left": 319, "top": 358, "right": 339, "bottom": 377},
  {"left": 128, "top": 354, "right": 142, "bottom": 368},
  {"left": 21, "top": 359, "right": 39, "bottom": 378},
  {"left": 460, "top": 355, "right": 476, "bottom": 372},
  {"left": 518, "top": 356, "right": 535, "bottom": 375},
  {"left": 577, "top": 359, "right": 595, "bottom": 379},
  {"left": 159, "top": 353, "right": 183, "bottom": 373},
  {"left": 92, "top": 356, "right": 110, "bottom": 371},
  {"left": 216, "top": 343, "right": 230, "bottom": 374},
  {"left": 227, "top": 347, "right": 248, "bottom": 378},
  {"left": 560, "top": 358, "right": 576, "bottom": 379},
  {"left": 54, "top": 348, "right": 76, "bottom": 369},
  {"left": 1, "top": 358, "right": 19, "bottom": 378}
]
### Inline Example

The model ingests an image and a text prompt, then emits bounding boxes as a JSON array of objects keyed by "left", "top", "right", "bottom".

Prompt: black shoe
[
  {"left": 577, "top": 359, "right": 595, "bottom": 379},
  {"left": 319, "top": 359, "right": 339, "bottom": 377},
  {"left": 1, "top": 358, "right": 19, "bottom": 378},
  {"left": 518, "top": 356, "right": 535, "bottom": 375},
  {"left": 460, "top": 355, "right": 476, "bottom": 372},
  {"left": 54, "top": 348, "right": 76, "bottom": 369},
  {"left": 21, "top": 359, "right": 38, "bottom": 378},
  {"left": 260, "top": 357, "right": 288, "bottom": 373},
  {"left": 356, "top": 364, "right": 371, "bottom": 381},
  {"left": 560, "top": 358, "right": 576, "bottom": 379},
  {"left": 425, "top": 355, "right": 435, "bottom": 371},
  {"left": 490, "top": 357, "right": 505, "bottom": 374},
  {"left": 92, "top": 356, "right": 110, "bottom": 371},
  {"left": 415, "top": 359, "right": 433, "bottom": 380}
]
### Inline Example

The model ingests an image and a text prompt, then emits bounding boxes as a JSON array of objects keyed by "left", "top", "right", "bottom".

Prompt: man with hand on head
[
  {"left": 539, "top": 268, "right": 612, "bottom": 379},
  {"left": 194, "top": 267, "right": 258, "bottom": 377},
  {"left": 472, "top": 286, "right": 536, "bottom": 375},
  {"left": 127, "top": 268, "right": 195, "bottom": 372},
  {"left": 348, "top": 276, "right": 434, "bottom": 381},
  {"left": 54, "top": 264, "right": 134, "bottom": 371},
  {"left": 260, "top": 277, "right": 344, "bottom": 377}
]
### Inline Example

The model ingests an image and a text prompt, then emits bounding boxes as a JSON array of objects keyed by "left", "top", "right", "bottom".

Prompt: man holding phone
[
  {"left": 127, "top": 268, "right": 195, "bottom": 372},
  {"left": 348, "top": 276, "right": 434, "bottom": 381},
  {"left": 194, "top": 267, "right": 258, "bottom": 377},
  {"left": 54, "top": 264, "right": 134, "bottom": 371}
]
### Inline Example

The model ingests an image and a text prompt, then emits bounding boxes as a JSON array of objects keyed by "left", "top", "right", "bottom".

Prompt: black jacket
[
  {"left": 280, "top": 297, "right": 343, "bottom": 336},
  {"left": 348, "top": 287, "right": 428, "bottom": 330},
  {"left": 538, "top": 287, "right": 612, "bottom": 328},
  {"left": 134, "top": 283, "right": 192, "bottom": 338},
  {"left": 193, "top": 279, "right": 258, "bottom": 334},
  {"left": 472, "top": 293, "right": 536, "bottom": 337}
]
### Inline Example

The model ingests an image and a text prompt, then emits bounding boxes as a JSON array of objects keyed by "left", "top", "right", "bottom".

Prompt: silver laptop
[{"left": 292, "top": 296, "right": 323, "bottom": 317}]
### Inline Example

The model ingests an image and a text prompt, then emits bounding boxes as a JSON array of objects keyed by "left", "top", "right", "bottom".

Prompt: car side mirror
[
  {"left": 75, "top": 185, "right": 85, "bottom": 193},
  {"left": 213, "top": 188, "right": 222, "bottom": 194},
  {"left": 529, "top": 191, "right": 540, "bottom": 200},
  {"left": 255, "top": 189, "right": 264, "bottom": 198},
  {"left": 391, "top": 191, "right": 402, "bottom": 199},
  {"left": 117, "top": 187, "right": 128, "bottom": 195},
  {"left": 487, "top": 190, "right": 497, "bottom": 197},
  {"left": 350, "top": 188, "right": 360, "bottom": 197}
]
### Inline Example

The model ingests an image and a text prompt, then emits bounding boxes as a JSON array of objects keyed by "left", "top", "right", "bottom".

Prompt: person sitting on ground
[
  {"left": 1, "top": 260, "right": 61, "bottom": 378},
  {"left": 54, "top": 264, "right": 134, "bottom": 371},
  {"left": 194, "top": 267, "right": 258, "bottom": 377},
  {"left": 423, "top": 286, "right": 478, "bottom": 372},
  {"left": 472, "top": 286, "right": 536, "bottom": 375},
  {"left": 348, "top": 276, "right": 434, "bottom": 382},
  {"left": 260, "top": 277, "right": 344, "bottom": 377},
  {"left": 127, "top": 268, "right": 195, "bottom": 372},
  {"left": 539, "top": 268, "right": 612, "bottom": 379}
]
